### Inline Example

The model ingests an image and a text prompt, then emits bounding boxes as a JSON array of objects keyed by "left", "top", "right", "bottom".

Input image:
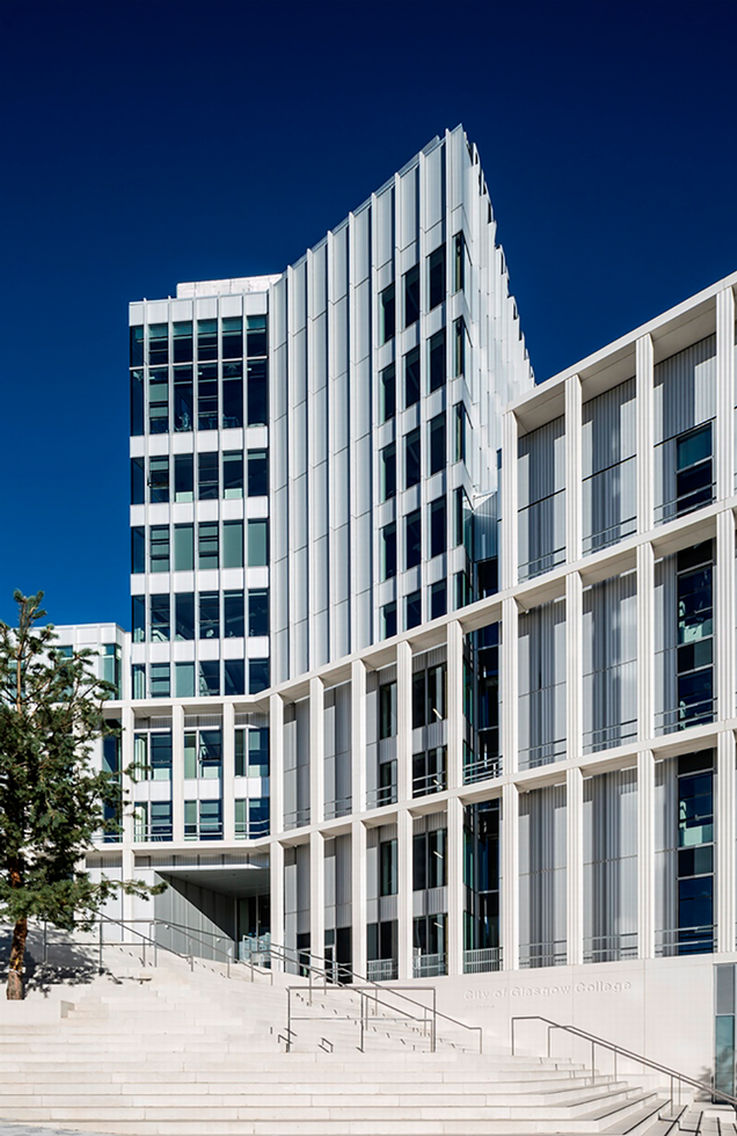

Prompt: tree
[{"left": 0, "top": 591, "right": 159, "bottom": 999}]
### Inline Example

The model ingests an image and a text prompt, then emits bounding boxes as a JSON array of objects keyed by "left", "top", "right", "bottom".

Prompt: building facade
[{"left": 56, "top": 125, "right": 737, "bottom": 1084}]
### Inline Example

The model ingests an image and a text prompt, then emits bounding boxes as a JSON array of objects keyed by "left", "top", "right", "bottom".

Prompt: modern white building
[{"left": 57, "top": 125, "right": 737, "bottom": 1088}]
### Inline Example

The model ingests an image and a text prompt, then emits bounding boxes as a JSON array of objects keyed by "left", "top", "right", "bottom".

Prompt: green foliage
[{"left": 0, "top": 591, "right": 160, "bottom": 933}]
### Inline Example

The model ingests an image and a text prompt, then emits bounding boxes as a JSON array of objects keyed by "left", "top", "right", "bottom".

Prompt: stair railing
[
  {"left": 285, "top": 983, "right": 438, "bottom": 1054},
  {"left": 511, "top": 1015, "right": 737, "bottom": 1117}
]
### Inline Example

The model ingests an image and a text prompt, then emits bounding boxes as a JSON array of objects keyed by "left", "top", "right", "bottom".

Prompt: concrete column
[
  {"left": 397, "top": 808, "right": 414, "bottom": 980},
  {"left": 351, "top": 819, "right": 368, "bottom": 977},
  {"left": 171, "top": 704, "right": 185, "bottom": 843},
  {"left": 310, "top": 676, "right": 325, "bottom": 827},
  {"left": 637, "top": 750, "right": 655, "bottom": 959},
  {"left": 269, "top": 840, "right": 285, "bottom": 970},
  {"left": 716, "top": 287, "right": 735, "bottom": 501},
  {"left": 501, "top": 782, "right": 519, "bottom": 971},
  {"left": 566, "top": 571, "right": 583, "bottom": 762},
  {"left": 717, "top": 731, "right": 736, "bottom": 954},
  {"left": 120, "top": 703, "right": 136, "bottom": 860},
  {"left": 566, "top": 766, "right": 584, "bottom": 966},
  {"left": 446, "top": 620, "right": 464, "bottom": 790},
  {"left": 565, "top": 374, "right": 582, "bottom": 563},
  {"left": 350, "top": 659, "right": 367, "bottom": 814},
  {"left": 637, "top": 543, "right": 655, "bottom": 744},
  {"left": 501, "top": 410, "right": 519, "bottom": 590},
  {"left": 396, "top": 641, "right": 413, "bottom": 803},
  {"left": 269, "top": 693, "right": 284, "bottom": 836},
  {"left": 717, "top": 509, "right": 735, "bottom": 723},
  {"left": 636, "top": 334, "right": 654, "bottom": 532},
  {"left": 501, "top": 598, "right": 519, "bottom": 775},
  {"left": 310, "top": 829, "right": 325, "bottom": 966},
  {"left": 446, "top": 795, "right": 464, "bottom": 975},
  {"left": 222, "top": 701, "right": 235, "bottom": 842}
]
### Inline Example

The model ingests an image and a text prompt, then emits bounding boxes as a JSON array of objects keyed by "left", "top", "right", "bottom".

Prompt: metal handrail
[
  {"left": 286, "top": 984, "right": 438, "bottom": 1054},
  {"left": 511, "top": 1015, "right": 737, "bottom": 1113}
]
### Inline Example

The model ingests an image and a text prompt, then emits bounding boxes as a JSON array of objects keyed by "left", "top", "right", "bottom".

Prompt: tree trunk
[{"left": 6, "top": 916, "right": 27, "bottom": 1000}]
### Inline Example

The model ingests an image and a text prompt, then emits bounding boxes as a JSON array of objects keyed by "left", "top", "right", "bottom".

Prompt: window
[
  {"left": 413, "top": 747, "right": 447, "bottom": 797},
  {"left": 380, "top": 443, "right": 396, "bottom": 501},
  {"left": 249, "top": 658, "right": 270, "bottom": 693},
  {"left": 454, "top": 403, "right": 467, "bottom": 463},
  {"left": 129, "top": 325, "right": 144, "bottom": 367},
  {"left": 148, "top": 368, "right": 168, "bottom": 433},
  {"left": 132, "top": 595, "right": 145, "bottom": 643},
  {"left": 405, "top": 427, "right": 421, "bottom": 488},
  {"left": 249, "top": 589, "right": 269, "bottom": 636},
  {"left": 379, "top": 681, "right": 397, "bottom": 739},
  {"left": 430, "top": 580, "right": 447, "bottom": 620},
  {"left": 404, "top": 346, "right": 420, "bottom": 407},
  {"left": 175, "top": 593, "right": 195, "bottom": 639},
  {"left": 150, "top": 663, "right": 170, "bottom": 698},
  {"left": 224, "top": 660, "right": 245, "bottom": 696},
  {"left": 199, "top": 593, "right": 219, "bottom": 639},
  {"left": 454, "top": 317, "right": 466, "bottom": 377},
  {"left": 249, "top": 726, "right": 269, "bottom": 774},
  {"left": 149, "top": 526, "right": 170, "bottom": 573},
  {"left": 414, "top": 828, "right": 447, "bottom": 890},
  {"left": 676, "top": 424, "right": 713, "bottom": 516},
  {"left": 379, "top": 283, "right": 395, "bottom": 343},
  {"left": 430, "top": 497, "right": 446, "bottom": 558},
  {"left": 405, "top": 509, "right": 421, "bottom": 569},
  {"left": 199, "top": 661, "right": 220, "bottom": 696},
  {"left": 428, "top": 246, "right": 446, "bottom": 309},
  {"left": 174, "top": 454, "right": 193, "bottom": 502},
  {"left": 173, "top": 365, "right": 194, "bottom": 431},
  {"left": 248, "top": 520, "right": 268, "bottom": 566},
  {"left": 148, "top": 456, "right": 169, "bottom": 504},
  {"left": 175, "top": 662, "right": 195, "bottom": 697},
  {"left": 381, "top": 602, "right": 397, "bottom": 639},
  {"left": 172, "top": 320, "right": 193, "bottom": 364},
  {"left": 150, "top": 594, "right": 170, "bottom": 641},
  {"left": 198, "top": 523, "right": 219, "bottom": 569},
  {"left": 173, "top": 524, "right": 194, "bottom": 570},
  {"left": 150, "top": 733, "right": 172, "bottom": 781},
  {"left": 197, "top": 318, "right": 217, "bottom": 360},
  {"left": 198, "top": 451, "right": 219, "bottom": 499},
  {"left": 132, "top": 664, "right": 146, "bottom": 699},
  {"left": 406, "top": 589, "right": 421, "bottom": 628},
  {"left": 224, "top": 591, "right": 245, "bottom": 637},
  {"left": 404, "top": 264, "right": 420, "bottom": 327},
  {"left": 197, "top": 364, "right": 218, "bottom": 430},
  {"left": 131, "top": 527, "right": 145, "bottom": 574},
  {"left": 222, "top": 360, "right": 243, "bottom": 428},
  {"left": 247, "top": 314, "right": 267, "bottom": 357},
  {"left": 150, "top": 801, "right": 172, "bottom": 840},
  {"left": 131, "top": 458, "right": 144, "bottom": 505},
  {"left": 429, "top": 329, "right": 446, "bottom": 391},
  {"left": 148, "top": 323, "right": 168, "bottom": 365},
  {"left": 130, "top": 369, "right": 144, "bottom": 436},
  {"left": 247, "top": 358, "right": 268, "bottom": 425},
  {"left": 429, "top": 412, "right": 445, "bottom": 475},
  {"left": 381, "top": 523, "right": 396, "bottom": 580},
  {"left": 223, "top": 521, "right": 244, "bottom": 569},
  {"left": 380, "top": 839, "right": 398, "bottom": 896},
  {"left": 380, "top": 364, "right": 395, "bottom": 423},
  {"left": 247, "top": 450, "right": 268, "bottom": 497},
  {"left": 200, "top": 800, "right": 222, "bottom": 840},
  {"left": 223, "top": 452, "right": 243, "bottom": 498},
  {"left": 453, "top": 232, "right": 466, "bottom": 293},
  {"left": 221, "top": 315, "right": 242, "bottom": 358}
]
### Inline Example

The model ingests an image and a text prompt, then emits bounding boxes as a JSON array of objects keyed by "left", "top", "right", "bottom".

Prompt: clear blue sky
[{"left": 2, "top": 0, "right": 736, "bottom": 628}]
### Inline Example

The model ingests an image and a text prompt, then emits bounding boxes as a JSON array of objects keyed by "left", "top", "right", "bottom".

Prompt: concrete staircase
[{"left": 0, "top": 945, "right": 728, "bottom": 1136}]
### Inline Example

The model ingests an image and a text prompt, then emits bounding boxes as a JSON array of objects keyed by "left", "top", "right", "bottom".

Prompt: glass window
[
  {"left": 249, "top": 726, "right": 269, "bottom": 773},
  {"left": 149, "top": 526, "right": 170, "bottom": 573},
  {"left": 248, "top": 520, "right": 268, "bottom": 566},
  {"left": 174, "top": 453, "right": 193, "bottom": 502},
  {"left": 199, "top": 661, "right": 220, "bottom": 697},
  {"left": 148, "top": 368, "right": 168, "bottom": 434},
  {"left": 381, "top": 602, "right": 397, "bottom": 639},
  {"left": 131, "top": 527, "right": 145, "bottom": 574},
  {"left": 132, "top": 664, "right": 146, "bottom": 700},
  {"left": 150, "top": 733, "right": 172, "bottom": 781},
  {"left": 221, "top": 316, "right": 243, "bottom": 359},
  {"left": 379, "top": 681, "right": 397, "bottom": 739},
  {"left": 173, "top": 524, "right": 194, "bottom": 571},
  {"left": 131, "top": 458, "right": 145, "bottom": 506},
  {"left": 380, "top": 443, "right": 396, "bottom": 501},
  {"left": 224, "top": 659, "right": 245, "bottom": 696},
  {"left": 223, "top": 451, "right": 243, "bottom": 498},
  {"left": 428, "top": 246, "right": 446, "bottom": 310},
  {"left": 249, "top": 658, "right": 270, "bottom": 693},
  {"left": 235, "top": 730, "right": 247, "bottom": 777},
  {"left": 150, "top": 663, "right": 170, "bottom": 698},
  {"left": 224, "top": 591, "right": 245, "bottom": 637},
  {"left": 379, "top": 283, "right": 395, "bottom": 343},
  {"left": 453, "top": 232, "right": 466, "bottom": 293},
  {"left": 430, "top": 497, "right": 446, "bottom": 558},
  {"left": 175, "top": 593, "right": 195, "bottom": 640},
  {"left": 381, "top": 523, "right": 396, "bottom": 580},
  {"left": 404, "top": 346, "right": 420, "bottom": 407},
  {"left": 148, "top": 323, "right": 168, "bottom": 365},
  {"left": 199, "top": 593, "right": 219, "bottom": 639},
  {"left": 199, "top": 799, "right": 222, "bottom": 839},
  {"left": 413, "top": 672, "right": 426, "bottom": 728},
  {"left": 174, "top": 662, "right": 194, "bottom": 698},
  {"left": 149, "top": 456, "right": 169, "bottom": 504},
  {"left": 405, "top": 509, "right": 421, "bottom": 569},
  {"left": 247, "top": 359, "right": 268, "bottom": 425},
  {"left": 198, "top": 451, "right": 219, "bottom": 499},
  {"left": 430, "top": 580, "right": 447, "bottom": 620},
  {"left": 454, "top": 317, "right": 466, "bottom": 377},
  {"left": 132, "top": 595, "right": 145, "bottom": 643},
  {"left": 130, "top": 369, "right": 144, "bottom": 435},
  {"left": 197, "top": 318, "right": 217, "bottom": 361},
  {"left": 406, "top": 589, "right": 421, "bottom": 629},
  {"left": 198, "top": 522, "right": 219, "bottom": 569},
  {"left": 429, "top": 329, "right": 446, "bottom": 392},
  {"left": 405, "top": 427, "right": 421, "bottom": 488},
  {"left": 404, "top": 264, "right": 420, "bottom": 327},
  {"left": 247, "top": 314, "right": 267, "bottom": 357},
  {"left": 150, "top": 594, "right": 170, "bottom": 642},
  {"left": 429, "top": 412, "right": 445, "bottom": 475},
  {"left": 223, "top": 521, "right": 244, "bottom": 568},
  {"left": 197, "top": 363, "right": 218, "bottom": 430},
  {"left": 247, "top": 450, "right": 268, "bottom": 497},
  {"left": 173, "top": 365, "right": 194, "bottom": 432},
  {"left": 380, "top": 363, "right": 395, "bottom": 423},
  {"left": 454, "top": 402, "right": 467, "bottom": 462},
  {"left": 380, "top": 839, "right": 398, "bottom": 896},
  {"left": 249, "top": 589, "right": 269, "bottom": 636},
  {"left": 129, "top": 325, "right": 144, "bottom": 367},
  {"left": 172, "top": 320, "right": 193, "bottom": 364},
  {"left": 676, "top": 424, "right": 713, "bottom": 516},
  {"left": 222, "top": 360, "right": 243, "bottom": 428}
]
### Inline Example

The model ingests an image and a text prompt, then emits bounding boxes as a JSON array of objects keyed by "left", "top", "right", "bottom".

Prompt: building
[{"left": 56, "top": 125, "right": 737, "bottom": 1086}]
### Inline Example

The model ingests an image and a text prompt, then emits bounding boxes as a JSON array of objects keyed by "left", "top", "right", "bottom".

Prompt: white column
[
  {"left": 351, "top": 819, "right": 368, "bottom": 977},
  {"left": 446, "top": 796, "right": 463, "bottom": 975},
  {"left": 566, "top": 571, "right": 583, "bottom": 763},
  {"left": 501, "top": 598, "right": 519, "bottom": 775},
  {"left": 502, "top": 782, "right": 519, "bottom": 971},
  {"left": 566, "top": 766, "right": 584, "bottom": 966},
  {"left": 637, "top": 543, "right": 655, "bottom": 743},
  {"left": 446, "top": 620, "right": 463, "bottom": 790},
  {"left": 309, "top": 676, "right": 325, "bottom": 827},
  {"left": 637, "top": 750, "right": 655, "bottom": 959},
  {"left": 396, "top": 641, "right": 413, "bottom": 803},
  {"left": 310, "top": 830, "right": 325, "bottom": 966},
  {"left": 565, "top": 374, "right": 582, "bottom": 563},
  {"left": 171, "top": 704, "right": 184, "bottom": 843},
  {"left": 636, "top": 334, "right": 654, "bottom": 532},
  {"left": 270, "top": 840, "right": 285, "bottom": 970},
  {"left": 501, "top": 410, "right": 519, "bottom": 590},
  {"left": 350, "top": 659, "right": 367, "bottom": 814},
  {"left": 120, "top": 704, "right": 136, "bottom": 928},
  {"left": 397, "top": 808, "right": 414, "bottom": 980},
  {"left": 717, "top": 730, "right": 736, "bottom": 954},
  {"left": 222, "top": 702, "right": 235, "bottom": 842},
  {"left": 716, "top": 287, "right": 735, "bottom": 501},
  {"left": 717, "top": 508, "right": 735, "bottom": 723},
  {"left": 269, "top": 693, "right": 284, "bottom": 836}
]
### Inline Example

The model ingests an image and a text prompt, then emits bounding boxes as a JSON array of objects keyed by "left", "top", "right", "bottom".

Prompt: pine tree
[{"left": 0, "top": 591, "right": 158, "bottom": 999}]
